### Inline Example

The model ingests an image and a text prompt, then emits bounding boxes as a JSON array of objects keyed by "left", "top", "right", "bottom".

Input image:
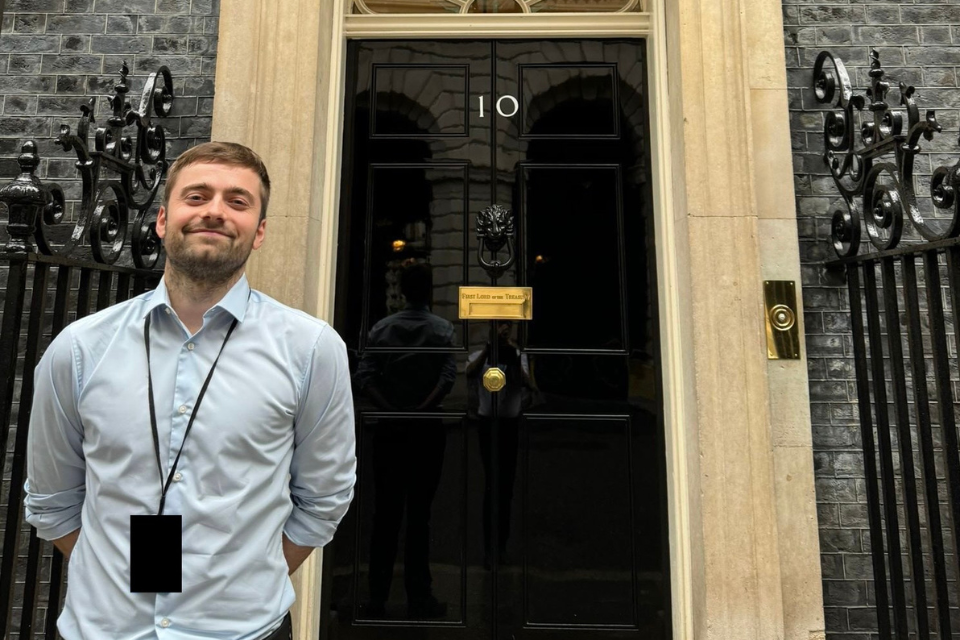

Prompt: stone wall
[{"left": 783, "top": 2, "right": 960, "bottom": 638}]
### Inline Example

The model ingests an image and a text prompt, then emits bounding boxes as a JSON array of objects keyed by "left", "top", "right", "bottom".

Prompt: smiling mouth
[{"left": 187, "top": 229, "right": 231, "bottom": 238}]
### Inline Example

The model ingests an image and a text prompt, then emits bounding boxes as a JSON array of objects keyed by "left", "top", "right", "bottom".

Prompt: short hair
[
  {"left": 400, "top": 262, "right": 433, "bottom": 306},
  {"left": 162, "top": 141, "right": 271, "bottom": 222}
]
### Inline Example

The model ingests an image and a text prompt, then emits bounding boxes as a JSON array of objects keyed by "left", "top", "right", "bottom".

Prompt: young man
[{"left": 24, "top": 142, "right": 357, "bottom": 640}]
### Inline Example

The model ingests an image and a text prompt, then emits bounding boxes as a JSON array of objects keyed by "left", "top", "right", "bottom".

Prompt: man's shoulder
[{"left": 248, "top": 289, "right": 341, "bottom": 347}]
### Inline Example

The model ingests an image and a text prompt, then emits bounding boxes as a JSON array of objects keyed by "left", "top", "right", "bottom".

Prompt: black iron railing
[
  {"left": 816, "top": 49, "right": 960, "bottom": 639},
  {"left": 0, "top": 62, "right": 170, "bottom": 639}
]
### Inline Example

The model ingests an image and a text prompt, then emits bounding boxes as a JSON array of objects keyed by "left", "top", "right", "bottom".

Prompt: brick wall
[
  {"left": 0, "top": 0, "right": 219, "bottom": 225},
  {"left": 783, "top": 2, "right": 960, "bottom": 638}
]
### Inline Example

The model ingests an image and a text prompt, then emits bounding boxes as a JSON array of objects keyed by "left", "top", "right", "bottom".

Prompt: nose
[{"left": 200, "top": 194, "right": 227, "bottom": 221}]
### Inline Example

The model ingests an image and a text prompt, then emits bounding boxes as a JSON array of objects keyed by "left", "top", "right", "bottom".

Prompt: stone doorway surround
[{"left": 209, "top": 1, "right": 826, "bottom": 639}]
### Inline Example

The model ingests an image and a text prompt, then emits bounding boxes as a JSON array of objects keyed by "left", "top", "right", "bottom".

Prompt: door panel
[{"left": 325, "top": 39, "right": 669, "bottom": 640}]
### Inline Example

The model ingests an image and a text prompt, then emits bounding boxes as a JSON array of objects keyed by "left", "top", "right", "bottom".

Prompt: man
[
  {"left": 24, "top": 141, "right": 357, "bottom": 640},
  {"left": 354, "top": 261, "right": 455, "bottom": 619}
]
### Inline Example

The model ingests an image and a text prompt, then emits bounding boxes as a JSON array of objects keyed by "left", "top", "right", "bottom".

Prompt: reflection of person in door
[
  {"left": 355, "top": 261, "right": 455, "bottom": 619},
  {"left": 466, "top": 321, "right": 529, "bottom": 565}
]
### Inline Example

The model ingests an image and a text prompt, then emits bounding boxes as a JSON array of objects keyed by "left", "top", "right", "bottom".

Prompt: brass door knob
[{"left": 483, "top": 367, "right": 506, "bottom": 392}]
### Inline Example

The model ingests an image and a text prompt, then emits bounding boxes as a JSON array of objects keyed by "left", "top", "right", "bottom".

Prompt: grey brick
[
  {"left": 847, "top": 607, "right": 879, "bottom": 631},
  {"left": 8, "top": 54, "right": 42, "bottom": 74},
  {"left": 191, "top": 0, "right": 217, "bottom": 14},
  {"left": 93, "top": 0, "right": 155, "bottom": 11},
  {"left": 63, "top": 0, "right": 94, "bottom": 10},
  {"left": 824, "top": 580, "right": 868, "bottom": 606},
  {"left": 153, "top": 36, "right": 188, "bottom": 53},
  {"left": 901, "top": 6, "right": 960, "bottom": 24},
  {"left": 55, "top": 75, "right": 85, "bottom": 94},
  {"left": 134, "top": 55, "right": 201, "bottom": 75},
  {"left": 38, "top": 95, "right": 96, "bottom": 115},
  {"left": 817, "top": 477, "right": 859, "bottom": 502},
  {"left": 181, "top": 76, "right": 214, "bottom": 96},
  {"left": 138, "top": 15, "right": 192, "bottom": 33},
  {"left": 198, "top": 96, "right": 213, "bottom": 115},
  {"left": 5, "top": 0, "right": 64, "bottom": 10},
  {"left": 46, "top": 14, "right": 105, "bottom": 32},
  {"left": 800, "top": 7, "right": 865, "bottom": 23},
  {"left": 157, "top": 0, "right": 190, "bottom": 11},
  {"left": 842, "top": 554, "right": 874, "bottom": 580},
  {"left": 820, "top": 528, "right": 862, "bottom": 553},
  {"left": 13, "top": 13, "right": 47, "bottom": 32},
  {"left": 0, "top": 75, "right": 56, "bottom": 94},
  {"left": 919, "top": 26, "right": 953, "bottom": 44},
  {"left": 1, "top": 14, "right": 13, "bottom": 31},
  {"left": 853, "top": 26, "right": 919, "bottom": 45},
  {"left": 91, "top": 36, "right": 151, "bottom": 54},
  {"left": 817, "top": 26, "right": 855, "bottom": 45},
  {"left": 822, "top": 554, "right": 844, "bottom": 579},
  {"left": 864, "top": 6, "right": 901, "bottom": 24},
  {"left": 0, "top": 35, "right": 60, "bottom": 53},
  {"left": 3, "top": 95, "right": 38, "bottom": 115},
  {"left": 824, "top": 608, "right": 848, "bottom": 633},
  {"left": 203, "top": 16, "right": 218, "bottom": 34},
  {"left": 41, "top": 54, "right": 103, "bottom": 74},
  {"left": 187, "top": 36, "right": 216, "bottom": 55},
  {"left": 105, "top": 15, "right": 136, "bottom": 33},
  {"left": 0, "top": 117, "right": 50, "bottom": 137},
  {"left": 905, "top": 47, "right": 960, "bottom": 66},
  {"left": 62, "top": 35, "right": 91, "bottom": 53}
]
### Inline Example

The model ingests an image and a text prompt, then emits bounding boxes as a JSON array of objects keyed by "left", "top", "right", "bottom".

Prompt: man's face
[{"left": 156, "top": 162, "right": 267, "bottom": 285}]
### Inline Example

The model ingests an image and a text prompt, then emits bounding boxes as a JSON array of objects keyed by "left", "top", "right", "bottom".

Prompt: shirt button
[
  {"left": 187, "top": 343, "right": 195, "bottom": 351},
  {"left": 164, "top": 308, "right": 171, "bottom": 315},
  {"left": 159, "top": 618, "right": 171, "bottom": 628},
  {"left": 173, "top": 472, "right": 183, "bottom": 482},
  {"left": 178, "top": 405, "right": 187, "bottom": 414}
]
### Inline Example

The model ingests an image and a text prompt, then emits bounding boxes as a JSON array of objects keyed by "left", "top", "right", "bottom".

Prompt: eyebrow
[{"left": 178, "top": 182, "right": 257, "bottom": 202}]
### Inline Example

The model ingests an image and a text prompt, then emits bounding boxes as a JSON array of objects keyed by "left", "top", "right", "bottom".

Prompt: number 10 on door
[{"left": 478, "top": 95, "right": 519, "bottom": 118}]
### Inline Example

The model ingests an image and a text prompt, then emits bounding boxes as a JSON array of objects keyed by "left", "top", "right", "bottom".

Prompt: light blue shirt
[{"left": 24, "top": 274, "right": 357, "bottom": 640}]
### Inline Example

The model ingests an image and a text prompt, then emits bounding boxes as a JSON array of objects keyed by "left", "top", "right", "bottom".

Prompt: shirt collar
[{"left": 142, "top": 273, "right": 252, "bottom": 323}]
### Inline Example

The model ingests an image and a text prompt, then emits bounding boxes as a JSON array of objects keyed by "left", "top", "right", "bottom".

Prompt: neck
[{"left": 164, "top": 267, "right": 243, "bottom": 334}]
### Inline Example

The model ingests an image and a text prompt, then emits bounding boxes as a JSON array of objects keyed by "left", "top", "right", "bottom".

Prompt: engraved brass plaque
[
  {"left": 764, "top": 280, "right": 801, "bottom": 360},
  {"left": 483, "top": 367, "right": 506, "bottom": 393},
  {"left": 458, "top": 286, "right": 532, "bottom": 320}
]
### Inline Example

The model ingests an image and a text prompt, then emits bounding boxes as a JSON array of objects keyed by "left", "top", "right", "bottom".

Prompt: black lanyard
[{"left": 144, "top": 314, "right": 238, "bottom": 515}]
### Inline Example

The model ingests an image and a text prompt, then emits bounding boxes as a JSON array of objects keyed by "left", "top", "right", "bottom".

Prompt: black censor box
[{"left": 130, "top": 514, "right": 182, "bottom": 593}]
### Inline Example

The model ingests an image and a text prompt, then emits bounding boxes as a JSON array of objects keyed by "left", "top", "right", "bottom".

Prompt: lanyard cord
[{"left": 144, "top": 314, "right": 238, "bottom": 516}]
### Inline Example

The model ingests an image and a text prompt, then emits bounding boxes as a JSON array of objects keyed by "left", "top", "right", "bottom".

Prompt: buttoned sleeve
[
  {"left": 24, "top": 328, "right": 86, "bottom": 541},
  {"left": 285, "top": 325, "right": 357, "bottom": 548}
]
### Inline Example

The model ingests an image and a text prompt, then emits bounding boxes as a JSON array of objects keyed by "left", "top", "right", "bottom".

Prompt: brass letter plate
[
  {"left": 764, "top": 280, "right": 801, "bottom": 360},
  {"left": 458, "top": 286, "right": 532, "bottom": 320}
]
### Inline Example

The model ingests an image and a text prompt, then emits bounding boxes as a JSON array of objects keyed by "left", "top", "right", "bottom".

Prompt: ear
[
  {"left": 252, "top": 218, "right": 267, "bottom": 250},
  {"left": 155, "top": 206, "right": 167, "bottom": 240}
]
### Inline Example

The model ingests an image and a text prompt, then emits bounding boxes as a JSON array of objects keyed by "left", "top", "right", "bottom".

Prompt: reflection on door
[{"left": 324, "top": 40, "right": 669, "bottom": 640}]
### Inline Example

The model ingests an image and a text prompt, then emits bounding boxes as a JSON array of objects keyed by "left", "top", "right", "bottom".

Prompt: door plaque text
[{"left": 458, "top": 286, "right": 533, "bottom": 320}]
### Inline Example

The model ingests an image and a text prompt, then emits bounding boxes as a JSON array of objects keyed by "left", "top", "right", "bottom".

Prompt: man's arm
[
  {"left": 52, "top": 528, "right": 81, "bottom": 560},
  {"left": 282, "top": 533, "right": 314, "bottom": 575},
  {"left": 283, "top": 325, "right": 357, "bottom": 552},
  {"left": 25, "top": 329, "right": 87, "bottom": 544}
]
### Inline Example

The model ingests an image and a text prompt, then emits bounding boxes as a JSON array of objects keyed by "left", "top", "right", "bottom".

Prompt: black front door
[{"left": 324, "top": 39, "right": 669, "bottom": 640}]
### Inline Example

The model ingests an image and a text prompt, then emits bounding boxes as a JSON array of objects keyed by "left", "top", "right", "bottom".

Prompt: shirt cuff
[
  {"left": 282, "top": 506, "right": 341, "bottom": 549},
  {"left": 24, "top": 486, "right": 84, "bottom": 541}
]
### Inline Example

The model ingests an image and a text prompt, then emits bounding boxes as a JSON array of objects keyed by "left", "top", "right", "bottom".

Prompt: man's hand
[
  {"left": 52, "top": 528, "right": 80, "bottom": 560},
  {"left": 282, "top": 534, "right": 314, "bottom": 575}
]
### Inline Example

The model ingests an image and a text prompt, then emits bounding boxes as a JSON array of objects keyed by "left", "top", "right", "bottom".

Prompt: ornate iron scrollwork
[
  {"left": 814, "top": 49, "right": 960, "bottom": 258},
  {"left": 0, "top": 62, "right": 173, "bottom": 268},
  {"left": 476, "top": 204, "right": 516, "bottom": 279}
]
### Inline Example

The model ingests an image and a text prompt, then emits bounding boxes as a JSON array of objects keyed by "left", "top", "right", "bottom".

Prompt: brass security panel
[
  {"left": 458, "top": 286, "right": 533, "bottom": 320},
  {"left": 764, "top": 280, "right": 801, "bottom": 360}
]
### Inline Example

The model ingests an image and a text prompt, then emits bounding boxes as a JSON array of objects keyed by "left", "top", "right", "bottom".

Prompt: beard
[{"left": 163, "top": 222, "right": 255, "bottom": 287}]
